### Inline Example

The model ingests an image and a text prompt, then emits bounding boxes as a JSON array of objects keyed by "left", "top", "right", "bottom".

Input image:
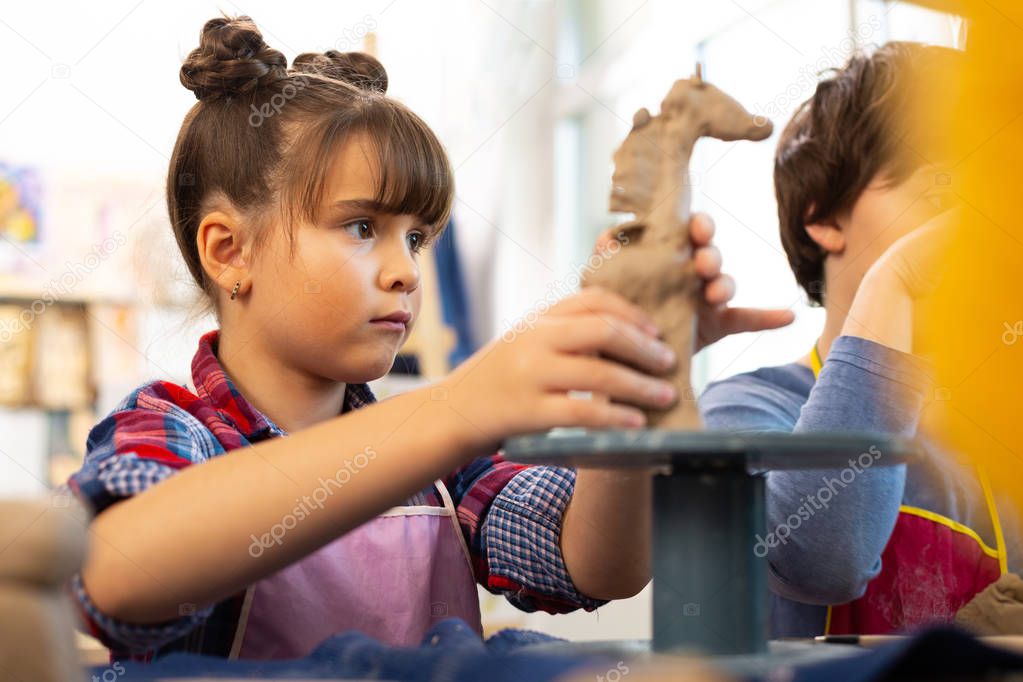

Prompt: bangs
[
  {"left": 284, "top": 96, "right": 454, "bottom": 233},
  {"left": 366, "top": 106, "right": 454, "bottom": 230}
]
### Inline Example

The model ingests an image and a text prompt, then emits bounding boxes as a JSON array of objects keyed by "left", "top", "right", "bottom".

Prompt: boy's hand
[
  {"left": 842, "top": 208, "right": 959, "bottom": 354},
  {"left": 441, "top": 287, "right": 678, "bottom": 451},
  {"left": 866, "top": 207, "right": 957, "bottom": 300},
  {"left": 593, "top": 213, "right": 794, "bottom": 352}
]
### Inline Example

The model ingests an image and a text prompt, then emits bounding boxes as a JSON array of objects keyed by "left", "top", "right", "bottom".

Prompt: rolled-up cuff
[
  {"left": 483, "top": 466, "right": 607, "bottom": 612},
  {"left": 69, "top": 572, "right": 212, "bottom": 653}
]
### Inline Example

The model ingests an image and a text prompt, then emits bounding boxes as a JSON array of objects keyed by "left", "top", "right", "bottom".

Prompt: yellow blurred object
[
  {"left": 910, "top": 1, "right": 1023, "bottom": 515},
  {"left": 399, "top": 246, "right": 456, "bottom": 379}
]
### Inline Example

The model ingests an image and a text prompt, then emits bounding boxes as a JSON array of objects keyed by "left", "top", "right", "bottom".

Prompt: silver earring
[{"left": 230, "top": 281, "right": 241, "bottom": 300}]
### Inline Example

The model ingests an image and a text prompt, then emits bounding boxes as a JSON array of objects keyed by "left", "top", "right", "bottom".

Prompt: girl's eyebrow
[
  {"left": 329, "top": 198, "right": 437, "bottom": 231},
  {"left": 330, "top": 198, "right": 390, "bottom": 214}
]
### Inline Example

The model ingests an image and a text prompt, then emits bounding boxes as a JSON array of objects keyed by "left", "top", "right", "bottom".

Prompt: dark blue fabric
[
  {"left": 433, "top": 219, "right": 477, "bottom": 367},
  {"left": 97, "top": 619, "right": 608, "bottom": 681},
  {"left": 93, "top": 623, "right": 1023, "bottom": 681},
  {"left": 771, "top": 627, "right": 1023, "bottom": 682}
]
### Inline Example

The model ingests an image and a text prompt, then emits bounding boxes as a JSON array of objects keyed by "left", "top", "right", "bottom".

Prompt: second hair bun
[{"left": 292, "top": 50, "right": 388, "bottom": 94}]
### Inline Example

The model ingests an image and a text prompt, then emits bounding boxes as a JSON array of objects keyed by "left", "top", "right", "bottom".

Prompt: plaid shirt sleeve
[
  {"left": 446, "top": 455, "right": 607, "bottom": 613},
  {"left": 66, "top": 392, "right": 224, "bottom": 653}
]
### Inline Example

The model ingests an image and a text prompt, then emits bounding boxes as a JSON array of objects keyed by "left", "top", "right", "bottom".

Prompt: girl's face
[{"left": 245, "top": 133, "right": 433, "bottom": 385}]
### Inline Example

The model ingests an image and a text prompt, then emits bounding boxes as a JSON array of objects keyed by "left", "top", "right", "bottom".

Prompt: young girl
[{"left": 65, "top": 15, "right": 780, "bottom": 663}]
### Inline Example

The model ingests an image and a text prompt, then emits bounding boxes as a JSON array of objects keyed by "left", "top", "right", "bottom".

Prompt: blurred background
[{"left": 0, "top": 0, "right": 961, "bottom": 642}]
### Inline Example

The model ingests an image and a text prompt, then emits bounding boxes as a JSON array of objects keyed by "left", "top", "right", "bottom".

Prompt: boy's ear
[
  {"left": 196, "top": 210, "right": 251, "bottom": 300},
  {"left": 805, "top": 221, "right": 845, "bottom": 254},
  {"left": 803, "top": 203, "right": 845, "bottom": 255}
]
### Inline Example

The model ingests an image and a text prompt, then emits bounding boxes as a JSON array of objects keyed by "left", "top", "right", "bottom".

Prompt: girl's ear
[{"left": 196, "top": 210, "right": 251, "bottom": 301}]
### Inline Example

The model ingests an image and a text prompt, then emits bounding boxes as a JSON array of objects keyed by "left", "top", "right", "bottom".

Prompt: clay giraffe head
[
  {"left": 660, "top": 67, "right": 773, "bottom": 143},
  {"left": 609, "top": 67, "right": 773, "bottom": 219}
]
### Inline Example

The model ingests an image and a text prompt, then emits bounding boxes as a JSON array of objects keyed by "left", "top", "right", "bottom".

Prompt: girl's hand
[
  {"left": 594, "top": 213, "right": 794, "bottom": 353},
  {"left": 440, "top": 287, "right": 679, "bottom": 452}
]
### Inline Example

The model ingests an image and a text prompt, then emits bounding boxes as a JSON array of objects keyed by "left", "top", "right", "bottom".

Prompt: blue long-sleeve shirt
[{"left": 699, "top": 335, "right": 1015, "bottom": 636}]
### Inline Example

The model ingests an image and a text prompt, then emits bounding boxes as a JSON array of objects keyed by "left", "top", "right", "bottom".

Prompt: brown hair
[
  {"left": 774, "top": 41, "right": 961, "bottom": 305},
  {"left": 168, "top": 15, "right": 453, "bottom": 301}
]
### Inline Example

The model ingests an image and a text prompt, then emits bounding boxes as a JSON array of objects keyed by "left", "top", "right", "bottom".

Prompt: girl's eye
[
  {"left": 407, "top": 231, "right": 428, "bottom": 253},
  {"left": 342, "top": 220, "right": 374, "bottom": 240}
]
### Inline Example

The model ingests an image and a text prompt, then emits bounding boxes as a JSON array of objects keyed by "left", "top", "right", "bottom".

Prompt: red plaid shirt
[{"left": 67, "top": 330, "right": 603, "bottom": 661}]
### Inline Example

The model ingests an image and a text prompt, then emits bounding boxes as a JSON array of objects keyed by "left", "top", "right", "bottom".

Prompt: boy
[{"left": 700, "top": 41, "right": 1017, "bottom": 636}]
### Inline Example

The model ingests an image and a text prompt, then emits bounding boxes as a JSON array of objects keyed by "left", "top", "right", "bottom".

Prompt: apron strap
[
  {"left": 979, "top": 467, "right": 1009, "bottom": 575},
  {"left": 434, "top": 479, "right": 476, "bottom": 571},
  {"left": 228, "top": 585, "right": 256, "bottom": 660}
]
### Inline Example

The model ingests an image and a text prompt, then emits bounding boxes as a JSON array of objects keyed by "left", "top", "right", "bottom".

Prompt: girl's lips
[
  {"left": 370, "top": 310, "right": 412, "bottom": 332},
  {"left": 370, "top": 320, "right": 407, "bottom": 332},
  {"left": 371, "top": 310, "right": 412, "bottom": 323}
]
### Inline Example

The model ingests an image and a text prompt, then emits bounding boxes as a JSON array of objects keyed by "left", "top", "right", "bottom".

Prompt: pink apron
[{"left": 230, "top": 480, "right": 484, "bottom": 659}]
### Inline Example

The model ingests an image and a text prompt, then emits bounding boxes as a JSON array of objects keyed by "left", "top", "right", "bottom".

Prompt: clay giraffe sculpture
[{"left": 585, "top": 68, "right": 773, "bottom": 429}]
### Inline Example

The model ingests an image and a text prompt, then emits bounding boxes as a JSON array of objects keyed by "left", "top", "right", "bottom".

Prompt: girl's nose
[{"left": 378, "top": 241, "right": 421, "bottom": 293}]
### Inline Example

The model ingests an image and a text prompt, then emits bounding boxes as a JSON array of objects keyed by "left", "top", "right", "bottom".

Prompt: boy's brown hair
[
  {"left": 774, "top": 41, "right": 962, "bottom": 305},
  {"left": 168, "top": 16, "right": 453, "bottom": 303}
]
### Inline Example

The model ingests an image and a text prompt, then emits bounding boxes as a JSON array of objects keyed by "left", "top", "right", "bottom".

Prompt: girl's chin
[{"left": 336, "top": 351, "right": 399, "bottom": 385}]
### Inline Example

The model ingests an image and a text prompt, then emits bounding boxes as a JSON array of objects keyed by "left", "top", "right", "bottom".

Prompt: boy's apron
[
  {"left": 229, "top": 480, "right": 483, "bottom": 659},
  {"left": 808, "top": 344, "right": 1006, "bottom": 635}
]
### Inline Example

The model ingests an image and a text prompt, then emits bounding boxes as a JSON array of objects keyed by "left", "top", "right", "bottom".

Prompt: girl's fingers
[
  {"left": 718, "top": 307, "right": 795, "bottom": 335},
  {"left": 548, "top": 287, "right": 658, "bottom": 336},
  {"left": 689, "top": 212, "right": 716, "bottom": 247},
  {"left": 704, "top": 273, "right": 736, "bottom": 306},
  {"left": 548, "top": 315, "right": 675, "bottom": 375},
  {"left": 542, "top": 355, "right": 677, "bottom": 410},
  {"left": 543, "top": 394, "right": 647, "bottom": 430}
]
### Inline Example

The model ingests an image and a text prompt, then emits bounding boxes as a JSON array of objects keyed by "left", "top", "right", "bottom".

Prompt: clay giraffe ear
[{"left": 632, "top": 108, "right": 652, "bottom": 129}]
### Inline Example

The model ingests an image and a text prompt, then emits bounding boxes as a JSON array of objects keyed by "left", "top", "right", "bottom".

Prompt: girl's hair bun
[
  {"left": 292, "top": 50, "right": 388, "bottom": 94},
  {"left": 180, "top": 15, "right": 288, "bottom": 101}
]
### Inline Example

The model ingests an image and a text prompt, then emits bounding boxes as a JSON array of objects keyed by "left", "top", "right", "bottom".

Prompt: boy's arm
[
  {"left": 766, "top": 337, "right": 929, "bottom": 604},
  {"left": 698, "top": 208, "right": 945, "bottom": 605},
  {"left": 701, "top": 337, "right": 931, "bottom": 604}
]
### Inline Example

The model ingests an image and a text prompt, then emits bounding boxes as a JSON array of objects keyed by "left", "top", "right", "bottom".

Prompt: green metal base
[{"left": 502, "top": 429, "right": 909, "bottom": 655}]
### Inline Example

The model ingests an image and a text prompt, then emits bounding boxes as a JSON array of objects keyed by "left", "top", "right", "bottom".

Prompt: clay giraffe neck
[{"left": 639, "top": 131, "right": 699, "bottom": 251}]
